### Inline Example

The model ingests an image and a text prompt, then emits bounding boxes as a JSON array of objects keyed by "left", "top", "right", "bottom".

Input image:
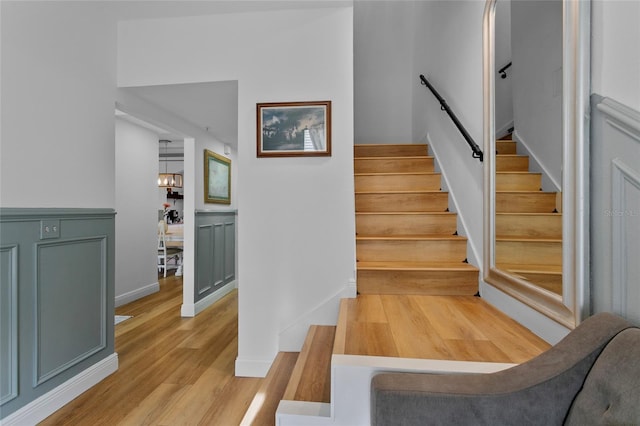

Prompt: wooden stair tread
[
  {"left": 356, "top": 143, "right": 427, "bottom": 147},
  {"left": 496, "top": 171, "right": 542, "bottom": 176},
  {"left": 356, "top": 235, "right": 466, "bottom": 241},
  {"left": 356, "top": 211, "right": 455, "bottom": 216},
  {"left": 357, "top": 261, "right": 478, "bottom": 271},
  {"left": 355, "top": 190, "right": 445, "bottom": 194},
  {"left": 355, "top": 155, "right": 433, "bottom": 160},
  {"left": 247, "top": 351, "right": 299, "bottom": 424},
  {"left": 282, "top": 325, "right": 335, "bottom": 403},
  {"left": 496, "top": 190, "right": 555, "bottom": 194},
  {"left": 496, "top": 237, "right": 562, "bottom": 243},
  {"left": 354, "top": 172, "right": 440, "bottom": 176},
  {"left": 498, "top": 263, "right": 562, "bottom": 274},
  {"left": 496, "top": 212, "right": 561, "bottom": 216}
]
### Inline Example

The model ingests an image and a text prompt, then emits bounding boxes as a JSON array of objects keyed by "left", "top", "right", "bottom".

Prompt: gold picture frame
[
  {"left": 257, "top": 101, "right": 332, "bottom": 157},
  {"left": 204, "top": 149, "right": 231, "bottom": 204}
]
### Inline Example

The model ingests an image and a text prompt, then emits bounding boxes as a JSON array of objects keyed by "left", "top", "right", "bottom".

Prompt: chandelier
[{"left": 158, "top": 140, "right": 183, "bottom": 188}]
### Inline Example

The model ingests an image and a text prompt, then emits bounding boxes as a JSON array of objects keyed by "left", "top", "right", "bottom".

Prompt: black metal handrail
[
  {"left": 498, "top": 61, "right": 512, "bottom": 79},
  {"left": 419, "top": 74, "right": 483, "bottom": 162}
]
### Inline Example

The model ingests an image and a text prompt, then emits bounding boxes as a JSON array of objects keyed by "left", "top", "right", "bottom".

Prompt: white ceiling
[
  {"left": 124, "top": 81, "right": 239, "bottom": 148},
  {"left": 110, "top": 1, "right": 350, "bottom": 151},
  {"left": 109, "top": 1, "right": 352, "bottom": 22}
]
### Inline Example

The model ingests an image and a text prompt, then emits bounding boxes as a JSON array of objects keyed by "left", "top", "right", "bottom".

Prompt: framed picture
[
  {"left": 204, "top": 149, "right": 231, "bottom": 204},
  {"left": 257, "top": 101, "right": 332, "bottom": 157}
]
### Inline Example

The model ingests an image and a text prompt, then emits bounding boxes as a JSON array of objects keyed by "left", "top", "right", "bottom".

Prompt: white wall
[
  {"left": 354, "top": 1, "right": 415, "bottom": 144},
  {"left": 0, "top": 1, "right": 116, "bottom": 208},
  {"left": 590, "top": 0, "right": 640, "bottom": 319},
  {"left": 511, "top": 0, "right": 563, "bottom": 191},
  {"left": 115, "top": 118, "right": 160, "bottom": 305},
  {"left": 591, "top": 0, "right": 640, "bottom": 111},
  {"left": 494, "top": 0, "right": 513, "bottom": 135},
  {"left": 118, "top": 6, "right": 356, "bottom": 377},
  {"left": 412, "top": 0, "right": 485, "bottom": 266}
]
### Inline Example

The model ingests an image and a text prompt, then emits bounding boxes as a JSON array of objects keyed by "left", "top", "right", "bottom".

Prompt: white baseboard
[
  {"left": 426, "top": 133, "right": 481, "bottom": 267},
  {"left": 278, "top": 279, "right": 357, "bottom": 352},
  {"left": 480, "top": 282, "right": 569, "bottom": 345},
  {"left": 513, "top": 130, "right": 562, "bottom": 192},
  {"left": 180, "top": 280, "right": 236, "bottom": 317},
  {"left": 0, "top": 353, "right": 118, "bottom": 426},
  {"left": 234, "top": 357, "right": 274, "bottom": 378},
  {"left": 115, "top": 282, "right": 159, "bottom": 307}
]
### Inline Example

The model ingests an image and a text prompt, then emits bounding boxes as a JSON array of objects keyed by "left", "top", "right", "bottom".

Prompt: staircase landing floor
[{"left": 335, "top": 294, "right": 550, "bottom": 364}]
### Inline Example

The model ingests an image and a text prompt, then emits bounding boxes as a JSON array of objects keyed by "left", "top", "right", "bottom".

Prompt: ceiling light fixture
[{"left": 158, "top": 140, "right": 183, "bottom": 188}]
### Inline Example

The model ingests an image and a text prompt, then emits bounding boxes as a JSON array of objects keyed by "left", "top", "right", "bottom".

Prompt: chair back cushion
[{"left": 565, "top": 327, "right": 640, "bottom": 425}]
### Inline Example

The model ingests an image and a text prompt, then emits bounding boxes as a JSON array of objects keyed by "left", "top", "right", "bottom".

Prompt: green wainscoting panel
[
  {"left": 194, "top": 211, "right": 236, "bottom": 303},
  {"left": 0, "top": 245, "right": 18, "bottom": 405},
  {"left": 35, "top": 237, "right": 107, "bottom": 385},
  {"left": 196, "top": 224, "right": 215, "bottom": 295},
  {"left": 0, "top": 208, "right": 115, "bottom": 420}
]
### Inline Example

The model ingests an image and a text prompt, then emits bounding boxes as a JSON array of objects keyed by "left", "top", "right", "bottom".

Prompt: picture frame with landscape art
[
  {"left": 257, "top": 101, "right": 331, "bottom": 157},
  {"left": 204, "top": 149, "right": 231, "bottom": 204}
]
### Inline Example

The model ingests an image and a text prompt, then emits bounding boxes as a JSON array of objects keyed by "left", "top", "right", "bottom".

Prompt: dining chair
[{"left": 157, "top": 221, "right": 183, "bottom": 278}]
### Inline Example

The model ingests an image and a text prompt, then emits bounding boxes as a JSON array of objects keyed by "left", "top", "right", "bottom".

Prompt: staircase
[
  {"left": 494, "top": 137, "right": 563, "bottom": 295},
  {"left": 258, "top": 142, "right": 554, "bottom": 425},
  {"left": 354, "top": 144, "right": 478, "bottom": 295}
]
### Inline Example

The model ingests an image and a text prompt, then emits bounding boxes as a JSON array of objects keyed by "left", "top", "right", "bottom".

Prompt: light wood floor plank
[
  {"left": 39, "top": 278, "right": 276, "bottom": 426},
  {"left": 379, "top": 295, "right": 453, "bottom": 359}
]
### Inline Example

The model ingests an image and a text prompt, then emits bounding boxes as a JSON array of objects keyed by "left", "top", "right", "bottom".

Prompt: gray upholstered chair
[{"left": 371, "top": 312, "right": 640, "bottom": 425}]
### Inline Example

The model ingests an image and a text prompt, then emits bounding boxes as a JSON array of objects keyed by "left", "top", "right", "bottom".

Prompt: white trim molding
[
  {"left": 278, "top": 279, "right": 356, "bottom": 352},
  {"left": 180, "top": 280, "right": 236, "bottom": 317},
  {"left": 0, "top": 354, "right": 118, "bottom": 426},
  {"left": 115, "top": 281, "right": 159, "bottom": 308},
  {"left": 611, "top": 159, "right": 640, "bottom": 322}
]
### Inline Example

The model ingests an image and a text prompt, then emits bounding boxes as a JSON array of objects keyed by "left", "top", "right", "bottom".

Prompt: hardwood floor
[
  {"left": 39, "top": 275, "right": 551, "bottom": 425},
  {"left": 40, "top": 277, "right": 269, "bottom": 426}
]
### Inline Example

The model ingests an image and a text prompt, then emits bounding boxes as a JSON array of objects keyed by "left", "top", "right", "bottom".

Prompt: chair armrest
[
  {"left": 372, "top": 368, "right": 564, "bottom": 426},
  {"left": 371, "top": 312, "right": 633, "bottom": 426}
]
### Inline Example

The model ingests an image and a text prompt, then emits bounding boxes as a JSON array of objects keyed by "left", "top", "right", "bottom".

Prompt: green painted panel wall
[
  {"left": 194, "top": 211, "right": 236, "bottom": 303},
  {"left": 0, "top": 209, "right": 115, "bottom": 419}
]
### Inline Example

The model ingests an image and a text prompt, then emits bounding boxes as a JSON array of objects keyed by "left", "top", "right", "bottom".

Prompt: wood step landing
[{"left": 334, "top": 294, "right": 550, "bottom": 362}]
